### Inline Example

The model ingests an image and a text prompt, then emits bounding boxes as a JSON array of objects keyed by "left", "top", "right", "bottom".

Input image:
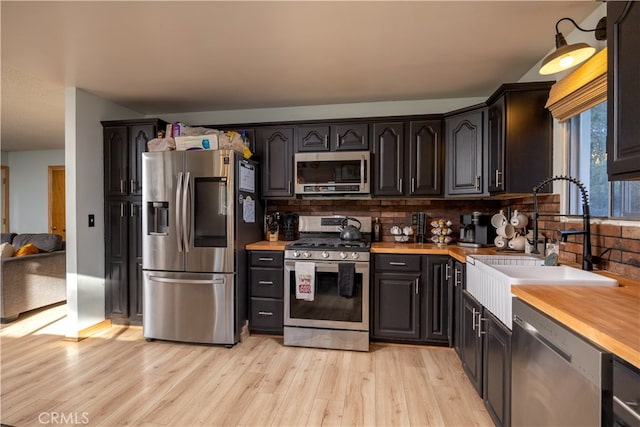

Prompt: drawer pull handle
[
  {"left": 258, "top": 280, "right": 274, "bottom": 285},
  {"left": 258, "top": 311, "right": 274, "bottom": 316},
  {"left": 389, "top": 262, "right": 406, "bottom": 266},
  {"left": 258, "top": 257, "right": 274, "bottom": 262}
]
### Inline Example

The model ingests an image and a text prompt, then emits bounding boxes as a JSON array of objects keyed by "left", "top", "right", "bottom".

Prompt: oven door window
[{"left": 288, "top": 267, "right": 363, "bottom": 322}]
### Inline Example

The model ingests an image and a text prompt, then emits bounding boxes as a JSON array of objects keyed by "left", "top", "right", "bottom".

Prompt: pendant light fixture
[{"left": 539, "top": 16, "right": 607, "bottom": 75}]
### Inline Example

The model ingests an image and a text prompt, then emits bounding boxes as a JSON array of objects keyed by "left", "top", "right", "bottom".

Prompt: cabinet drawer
[
  {"left": 250, "top": 268, "right": 284, "bottom": 298},
  {"left": 250, "top": 251, "right": 284, "bottom": 268},
  {"left": 250, "top": 298, "right": 283, "bottom": 333},
  {"left": 375, "top": 254, "right": 421, "bottom": 272}
]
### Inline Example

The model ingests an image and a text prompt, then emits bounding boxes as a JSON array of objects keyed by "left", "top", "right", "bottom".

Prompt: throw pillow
[
  {"left": 0, "top": 242, "right": 15, "bottom": 258},
  {"left": 15, "top": 243, "right": 39, "bottom": 257}
]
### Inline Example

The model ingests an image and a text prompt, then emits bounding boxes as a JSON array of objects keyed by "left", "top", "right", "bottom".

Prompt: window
[{"left": 567, "top": 101, "right": 640, "bottom": 218}]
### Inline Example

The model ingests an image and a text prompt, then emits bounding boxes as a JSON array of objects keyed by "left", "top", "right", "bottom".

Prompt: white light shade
[{"left": 539, "top": 42, "right": 596, "bottom": 75}]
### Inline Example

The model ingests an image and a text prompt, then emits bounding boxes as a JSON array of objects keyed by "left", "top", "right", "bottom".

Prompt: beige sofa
[{"left": 1, "top": 233, "right": 67, "bottom": 322}]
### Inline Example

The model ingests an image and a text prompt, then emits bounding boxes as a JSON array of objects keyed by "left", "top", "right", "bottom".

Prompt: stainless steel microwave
[{"left": 294, "top": 151, "right": 370, "bottom": 196}]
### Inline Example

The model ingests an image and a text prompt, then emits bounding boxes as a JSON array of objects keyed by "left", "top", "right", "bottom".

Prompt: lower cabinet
[
  {"left": 371, "top": 254, "right": 451, "bottom": 345},
  {"left": 460, "top": 289, "right": 512, "bottom": 427},
  {"left": 483, "top": 309, "right": 511, "bottom": 427},
  {"left": 248, "top": 250, "right": 284, "bottom": 334},
  {"left": 451, "top": 259, "right": 465, "bottom": 358},
  {"left": 461, "top": 290, "right": 484, "bottom": 393}
]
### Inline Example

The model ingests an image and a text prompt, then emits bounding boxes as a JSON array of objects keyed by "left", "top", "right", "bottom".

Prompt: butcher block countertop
[
  {"left": 245, "top": 241, "right": 288, "bottom": 251},
  {"left": 512, "top": 275, "right": 640, "bottom": 369},
  {"left": 370, "top": 242, "right": 500, "bottom": 262}
]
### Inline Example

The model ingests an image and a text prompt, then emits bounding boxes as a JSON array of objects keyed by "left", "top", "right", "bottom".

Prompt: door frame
[
  {"left": 48, "top": 165, "right": 65, "bottom": 236},
  {"left": 1, "top": 165, "right": 8, "bottom": 233}
]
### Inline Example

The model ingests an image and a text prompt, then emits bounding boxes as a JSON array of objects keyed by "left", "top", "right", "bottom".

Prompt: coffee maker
[{"left": 458, "top": 212, "right": 496, "bottom": 247}]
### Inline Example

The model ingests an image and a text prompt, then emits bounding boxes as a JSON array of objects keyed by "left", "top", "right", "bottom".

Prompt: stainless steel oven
[{"left": 283, "top": 216, "right": 371, "bottom": 352}]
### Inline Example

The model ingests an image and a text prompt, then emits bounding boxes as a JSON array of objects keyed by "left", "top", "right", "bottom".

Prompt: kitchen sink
[
  {"left": 466, "top": 255, "right": 618, "bottom": 329},
  {"left": 487, "top": 264, "right": 619, "bottom": 286}
]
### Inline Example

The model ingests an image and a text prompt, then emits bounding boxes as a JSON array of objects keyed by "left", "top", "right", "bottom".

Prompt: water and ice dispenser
[{"left": 147, "top": 201, "right": 169, "bottom": 235}]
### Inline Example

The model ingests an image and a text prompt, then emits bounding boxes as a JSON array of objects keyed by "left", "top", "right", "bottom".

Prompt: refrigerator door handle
[
  {"left": 183, "top": 171, "right": 191, "bottom": 253},
  {"left": 175, "top": 172, "right": 184, "bottom": 252},
  {"left": 148, "top": 276, "right": 225, "bottom": 286}
]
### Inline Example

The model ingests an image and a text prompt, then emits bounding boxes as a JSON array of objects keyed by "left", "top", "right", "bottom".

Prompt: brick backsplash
[{"left": 266, "top": 195, "right": 640, "bottom": 281}]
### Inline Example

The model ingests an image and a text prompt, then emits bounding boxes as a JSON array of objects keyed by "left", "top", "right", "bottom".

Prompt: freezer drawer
[{"left": 143, "top": 271, "right": 235, "bottom": 345}]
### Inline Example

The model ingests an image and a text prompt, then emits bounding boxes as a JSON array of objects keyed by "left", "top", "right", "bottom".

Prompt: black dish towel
[{"left": 338, "top": 262, "right": 355, "bottom": 298}]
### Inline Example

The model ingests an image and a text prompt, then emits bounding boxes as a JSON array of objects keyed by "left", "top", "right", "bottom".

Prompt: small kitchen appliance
[
  {"left": 458, "top": 212, "right": 496, "bottom": 247},
  {"left": 284, "top": 215, "right": 372, "bottom": 352},
  {"left": 412, "top": 212, "right": 428, "bottom": 243}
]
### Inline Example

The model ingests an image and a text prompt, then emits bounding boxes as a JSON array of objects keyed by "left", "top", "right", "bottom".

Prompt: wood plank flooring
[{"left": 1, "top": 305, "right": 493, "bottom": 426}]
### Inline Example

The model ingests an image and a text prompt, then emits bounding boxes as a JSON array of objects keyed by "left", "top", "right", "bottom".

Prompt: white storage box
[{"left": 175, "top": 134, "right": 219, "bottom": 151}]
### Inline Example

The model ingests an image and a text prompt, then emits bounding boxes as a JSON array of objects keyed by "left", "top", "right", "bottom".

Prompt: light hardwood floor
[{"left": 1, "top": 305, "right": 493, "bottom": 426}]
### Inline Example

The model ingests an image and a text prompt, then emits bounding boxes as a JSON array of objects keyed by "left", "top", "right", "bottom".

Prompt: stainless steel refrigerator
[{"left": 141, "top": 149, "right": 262, "bottom": 345}]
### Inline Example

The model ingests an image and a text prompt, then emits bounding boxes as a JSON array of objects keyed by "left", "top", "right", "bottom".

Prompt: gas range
[{"left": 284, "top": 216, "right": 372, "bottom": 262}]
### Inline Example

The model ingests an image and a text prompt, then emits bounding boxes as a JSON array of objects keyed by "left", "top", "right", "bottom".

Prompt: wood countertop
[
  {"left": 245, "top": 240, "right": 288, "bottom": 251},
  {"left": 512, "top": 274, "right": 640, "bottom": 369},
  {"left": 370, "top": 242, "right": 501, "bottom": 263}
]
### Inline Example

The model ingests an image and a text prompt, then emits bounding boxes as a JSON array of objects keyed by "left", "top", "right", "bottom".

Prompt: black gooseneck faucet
[{"left": 532, "top": 175, "right": 593, "bottom": 271}]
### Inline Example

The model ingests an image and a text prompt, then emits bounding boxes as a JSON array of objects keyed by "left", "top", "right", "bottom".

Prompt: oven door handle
[{"left": 285, "top": 261, "right": 367, "bottom": 274}]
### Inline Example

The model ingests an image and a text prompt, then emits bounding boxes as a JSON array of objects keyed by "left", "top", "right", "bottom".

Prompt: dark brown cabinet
[
  {"left": 486, "top": 82, "right": 553, "bottom": 194},
  {"left": 373, "top": 122, "right": 405, "bottom": 196},
  {"left": 295, "top": 123, "right": 369, "bottom": 152},
  {"left": 483, "top": 309, "right": 512, "bottom": 427},
  {"left": 461, "top": 289, "right": 483, "bottom": 394},
  {"left": 372, "top": 254, "right": 450, "bottom": 345},
  {"left": 607, "top": 1, "right": 640, "bottom": 180},
  {"left": 249, "top": 251, "right": 284, "bottom": 334},
  {"left": 424, "top": 255, "right": 450, "bottom": 344},
  {"left": 256, "top": 127, "right": 294, "bottom": 198},
  {"left": 296, "top": 125, "right": 330, "bottom": 152},
  {"left": 445, "top": 107, "right": 487, "bottom": 196},
  {"left": 103, "top": 119, "right": 165, "bottom": 325},
  {"left": 451, "top": 259, "right": 465, "bottom": 358},
  {"left": 373, "top": 119, "right": 443, "bottom": 197},
  {"left": 103, "top": 120, "right": 162, "bottom": 197},
  {"left": 409, "top": 120, "right": 443, "bottom": 196},
  {"left": 333, "top": 123, "right": 369, "bottom": 151},
  {"left": 458, "top": 288, "right": 512, "bottom": 427}
]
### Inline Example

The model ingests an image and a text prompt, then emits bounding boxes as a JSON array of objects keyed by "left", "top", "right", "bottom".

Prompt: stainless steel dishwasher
[{"left": 512, "top": 298, "right": 612, "bottom": 426}]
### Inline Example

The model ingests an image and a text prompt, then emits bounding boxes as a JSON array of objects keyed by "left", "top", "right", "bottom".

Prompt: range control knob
[
  {"left": 351, "top": 252, "right": 360, "bottom": 259},
  {"left": 303, "top": 251, "right": 311, "bottom": 259},
  {"left": 292, "top": 251, "right": 300, "bottom": 258},
  {"left": 340, "top": 252, "right": 348, "bottom": 259},
  {"left": 322, "top": 251, "right": 330, "bottom": 259}
]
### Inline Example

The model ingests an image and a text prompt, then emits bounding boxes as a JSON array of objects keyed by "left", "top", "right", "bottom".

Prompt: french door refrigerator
[{"left": 141, "top": 149, "right": 262, "bottom": 345}]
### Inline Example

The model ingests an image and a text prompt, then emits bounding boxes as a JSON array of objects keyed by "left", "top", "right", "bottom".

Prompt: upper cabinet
[
  {"left": 373, "top": 122, "right": 405, "bottom": 196},
  {"left": 102, "top": 119, "right": 166, "bottom": 198},
  {"left": 445, "top": 107, "right": 487, "bottom": 196},
  {"left": 295, "top": 122, "right": 369, "bottom": 152},
  {"left": 486, "top": 82, "right": 553, "bottom": 194},
  {"left": 607, "top": 1, "right": 640, "bottom": 180},
  {"left": 409, "top": 120, "right": 443, "bottom": 196},
  {"left": 373, "top": 119, "right": 443, "bottom": 197},
  {"left": 257, "top": 126, "right": 295, "bottom": 198}
]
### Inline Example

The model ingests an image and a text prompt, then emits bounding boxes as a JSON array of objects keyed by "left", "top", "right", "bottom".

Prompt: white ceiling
[{"left": 1, "top": 1, "right": 601, "bottom": 152}]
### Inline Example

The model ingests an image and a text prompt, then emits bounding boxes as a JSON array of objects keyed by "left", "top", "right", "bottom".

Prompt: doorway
[
  {"left": 1, "top": 166, "right": 8, "bottom": 233},
  {"left": 48, "top": 166, "right": 66, "bottom": 241}
]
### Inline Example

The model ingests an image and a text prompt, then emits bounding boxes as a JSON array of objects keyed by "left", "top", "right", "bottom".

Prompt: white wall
[
  {"left": 65, "top": 87, "right": 143, "bottom": 337},
  {"left": 5, "top": 150, "right": 65, "bottom": 233},
  {"left": 157, "top": 97, "right": 486, "bottom": 127}
]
